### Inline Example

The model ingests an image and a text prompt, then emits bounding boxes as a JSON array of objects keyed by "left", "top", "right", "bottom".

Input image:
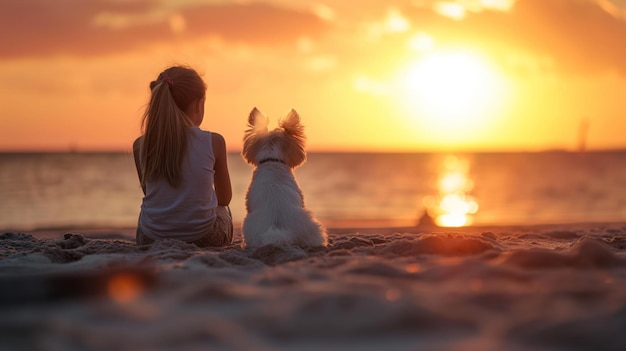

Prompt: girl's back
[{"left": 139, "top": 127, "right": 218, "bottom": 242}]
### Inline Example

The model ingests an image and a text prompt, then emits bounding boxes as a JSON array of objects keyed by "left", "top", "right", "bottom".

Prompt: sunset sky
[{"left": 1, "top": 0, "right": 626, "bottom": 152}]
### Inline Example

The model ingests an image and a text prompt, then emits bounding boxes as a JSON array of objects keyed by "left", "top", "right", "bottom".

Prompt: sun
[{"left": 398, "top": 49, "right": 509, "bottom": 138}]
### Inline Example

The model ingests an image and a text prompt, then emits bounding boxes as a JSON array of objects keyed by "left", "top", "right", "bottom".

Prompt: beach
[{"left": 1, "top": 222, "right": 625, "bottom": 351}]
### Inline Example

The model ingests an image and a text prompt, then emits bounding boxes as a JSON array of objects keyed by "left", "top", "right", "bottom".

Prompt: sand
[{"left": 1, "top": 222, "right": 625, "bottom": 351}]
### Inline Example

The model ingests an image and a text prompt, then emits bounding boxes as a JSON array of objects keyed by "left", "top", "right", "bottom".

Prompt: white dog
[{"left": 241, "top": 107, "right": 328, "bottom": 248}]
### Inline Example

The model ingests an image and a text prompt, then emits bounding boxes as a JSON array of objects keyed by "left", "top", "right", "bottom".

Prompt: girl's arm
[
  {"left": 212, "top": 132, "right": 232, "bottom": 206},
  {"left": 132, "top": 137, "right": 146, "bottom": 195}
]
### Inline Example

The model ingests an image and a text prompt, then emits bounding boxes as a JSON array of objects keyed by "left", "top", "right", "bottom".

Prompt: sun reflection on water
[{"left": 424, "top": 155, "right": 479, "bottom": 227}]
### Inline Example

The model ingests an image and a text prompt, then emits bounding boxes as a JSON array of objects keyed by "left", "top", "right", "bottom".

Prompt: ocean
[{"left": 1, "top": 151, "right": 626, "bottom": 230}]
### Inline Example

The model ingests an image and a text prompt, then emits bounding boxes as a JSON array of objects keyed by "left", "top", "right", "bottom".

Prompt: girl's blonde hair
[{"left": 140, "top": 66, "right": 206, "bottom": 188}]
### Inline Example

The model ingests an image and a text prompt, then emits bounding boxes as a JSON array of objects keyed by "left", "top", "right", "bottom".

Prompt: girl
[{"left": 133, "top": 66, "right": 233, "bottom": 247}]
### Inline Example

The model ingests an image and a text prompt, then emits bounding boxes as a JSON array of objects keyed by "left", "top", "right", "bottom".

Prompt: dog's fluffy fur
[{"left": 241, "top": 107, "right": 328, "bottom": 248}]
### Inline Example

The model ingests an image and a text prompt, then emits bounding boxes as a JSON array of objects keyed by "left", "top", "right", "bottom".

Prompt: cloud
[
  {"left": 0, "top": 0, "right": 328, "bottom": 58},
  {"left": 509, "top": 0, "right": 626, "bottom": 75},
  {"left": 4, "top": 0, "right": 626, "bottom": 77},
  {"left": 405, "top": 0, "right": 626, "bottom": 75}
]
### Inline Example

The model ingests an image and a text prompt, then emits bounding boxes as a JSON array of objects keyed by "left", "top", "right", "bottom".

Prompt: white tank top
[{"left": 139, "top": 127, "right": 218, "bottom": 242}]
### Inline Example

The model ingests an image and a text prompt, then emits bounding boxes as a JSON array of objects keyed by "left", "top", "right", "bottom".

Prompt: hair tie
[{"left": 160, "top": 74, "right": 174, "bottom": 86}]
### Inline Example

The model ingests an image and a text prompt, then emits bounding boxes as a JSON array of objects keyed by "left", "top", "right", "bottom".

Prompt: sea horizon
[{"left": 2, "top": 147, "right": 626, "bottom": 155}]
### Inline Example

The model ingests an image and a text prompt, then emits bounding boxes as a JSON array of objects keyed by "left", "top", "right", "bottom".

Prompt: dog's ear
[
  {"left": 280, "top": 109, "right": 307, "bottom": 168},
  {"left": 247, "top": 107, "right": 268, "bottom": 133},
  {"left": 243, "top": 108, "right": 268, "bottom": 165},
  {"left": 279, "top": 109, "right": 304, "bottom": 139}
]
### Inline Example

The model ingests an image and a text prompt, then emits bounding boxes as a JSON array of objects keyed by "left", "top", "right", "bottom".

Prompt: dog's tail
[{"left": 261, "top": 225, "right": 292, "bottom": 246}]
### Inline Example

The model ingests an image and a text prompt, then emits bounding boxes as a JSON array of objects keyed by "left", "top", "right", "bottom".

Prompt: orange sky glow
[{"left": 1, "top": 0, "right": 626, "bottom": 152}]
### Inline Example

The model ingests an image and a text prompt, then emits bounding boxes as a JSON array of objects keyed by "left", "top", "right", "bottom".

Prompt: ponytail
[{"left": 140, "top": 66, "right": 206, "bottom": 188}]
